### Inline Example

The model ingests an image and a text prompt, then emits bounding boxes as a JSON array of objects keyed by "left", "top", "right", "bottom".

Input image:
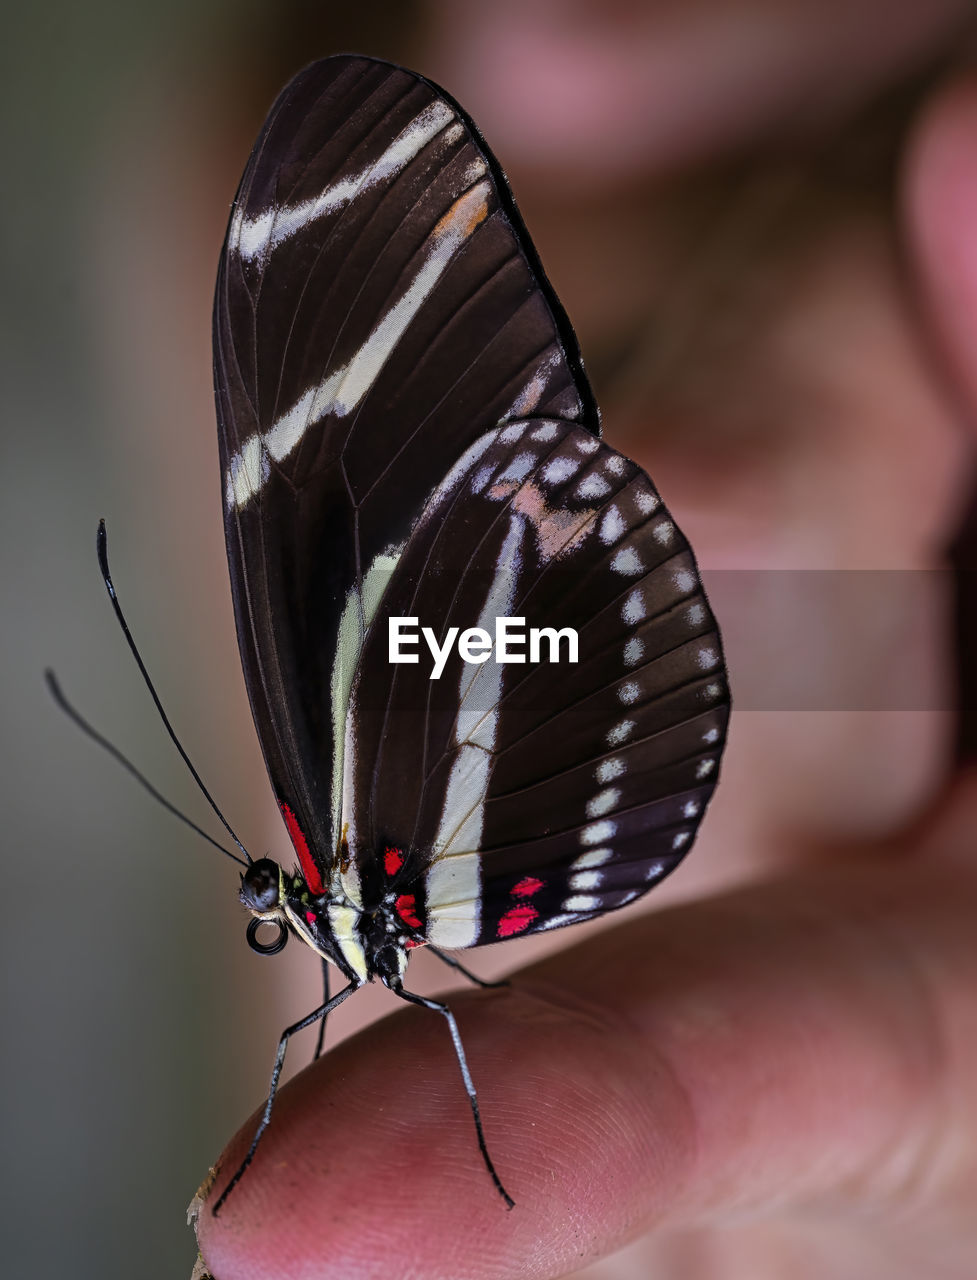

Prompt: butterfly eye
[{"left": 240, "top": 858, "right": 281, "bottom": 912}]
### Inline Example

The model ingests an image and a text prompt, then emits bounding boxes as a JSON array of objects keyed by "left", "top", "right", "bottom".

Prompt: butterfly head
[
  {"left": 238, "top": 856, "right": 370, "bottom": 982},
  {"left": 240, "top": 856, "right": 283, "bottom": 913},
  {"left": 240, "top": 857, "right": 289, "bottom": 956}
]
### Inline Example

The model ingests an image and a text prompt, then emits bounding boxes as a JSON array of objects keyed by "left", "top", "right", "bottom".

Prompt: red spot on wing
[
  {"left": 278, "top": 801, "right": 325, "bottom": 897},
  {"left": 512, "top": 876, "right": 544, "bottom": 898},
  {"left": 384, "top": 846, "right": 404, "bottom": 877},
  {"left": 497, "top": 904, "right": 538, "bottom": 938},
  {"left": 305, "top": 910, "right": 317, "bottom": 928},
  {"left": 395, "top": 894, "right": 423, "bottom": 930},
  {"left": 405, "top": 939, "right": 423, "bottom": 950}
]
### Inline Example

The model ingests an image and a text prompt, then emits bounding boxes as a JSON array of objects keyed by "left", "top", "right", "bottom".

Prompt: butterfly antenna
[
  {"left": 45, "top": 669, "right": 249, "bottom": 868},
  {"left": 94, "top": 518, "right": 252, "bottom": 866}
]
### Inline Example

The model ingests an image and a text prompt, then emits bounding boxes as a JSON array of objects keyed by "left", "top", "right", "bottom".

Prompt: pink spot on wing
[
  {"left": 512, "top": 477, "right": 596, "bottom": 560},
  {"left": 512, "top": 876, "right": 544, "bottom": 898},
  {"left": 497, "top": 905, "right": 538, "bottom": 938},
  {"left": 384, "top": 846, "right": 404, "bottom": 877},
  {"left": 279, "top": 801, "right": 325, "bottom": 896},
  {"left": 305, "top": 910, "right": 316, "bottom": 928}
]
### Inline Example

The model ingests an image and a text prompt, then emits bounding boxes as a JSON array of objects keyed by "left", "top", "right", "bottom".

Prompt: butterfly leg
[
  {"left": 313, "top": 957, "right": 331, "bottom": 1061},
  {"left": 213, "top": 978, "right": 360, "bottom": 1216},
  {"left": 391, "top": 982, "right": 515, "bottom": 1209},
  {"left": 427, "top": 945, "right": 509, "bottom": 989}
]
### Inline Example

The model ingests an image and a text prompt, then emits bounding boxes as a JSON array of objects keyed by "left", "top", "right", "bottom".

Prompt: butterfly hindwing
[
  {"left": 214, "top": 57, "right": 599, "bottom": 887},
  {"left": 341, "top": 419, "right": 728, "bottom": 947}
]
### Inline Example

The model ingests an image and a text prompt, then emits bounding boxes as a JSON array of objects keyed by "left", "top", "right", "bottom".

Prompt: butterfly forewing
[
  {"left": 342, "top": 419, "right": 728, "bottom": 948},
  {"left": 215, "top": 57, "right": 599, "bottom": 886}
]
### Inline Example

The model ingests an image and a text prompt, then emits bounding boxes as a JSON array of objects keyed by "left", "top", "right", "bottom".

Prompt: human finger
[{"left": 194, "top": 774, "right": 977, "bottom": 1279}]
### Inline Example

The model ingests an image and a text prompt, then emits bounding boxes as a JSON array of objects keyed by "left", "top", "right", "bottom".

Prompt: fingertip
[
  {"left": 192, "top": 982, "right": 687, "bottom": 1279},
  {"left": 192, "top": 867, "right": 974, "bottom": 1279}
]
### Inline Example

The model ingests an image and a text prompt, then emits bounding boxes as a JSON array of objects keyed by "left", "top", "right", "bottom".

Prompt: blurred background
[{"left": 5, "top": 2, "right": 977, "bottom": 1277}]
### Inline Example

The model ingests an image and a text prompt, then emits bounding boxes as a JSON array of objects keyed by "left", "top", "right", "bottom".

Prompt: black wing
[
  {"left": 342, "top": 419, "right": 728, "bottom": 946},
  {"left": 214, "top": 56, "right": 598, "bottom": 892}
]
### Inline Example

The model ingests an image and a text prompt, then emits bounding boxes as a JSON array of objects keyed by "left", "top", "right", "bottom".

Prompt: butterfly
[{"left": 212, "top": 53, "right": 729, "bottom": 1212}]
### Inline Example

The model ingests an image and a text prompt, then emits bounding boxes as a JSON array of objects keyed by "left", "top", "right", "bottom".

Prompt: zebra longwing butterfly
[{"left": 212, "top": 54, "right": 729, "bottom": 1211}]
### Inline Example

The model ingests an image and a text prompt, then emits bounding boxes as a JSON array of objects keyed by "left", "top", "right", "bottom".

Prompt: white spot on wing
[
  {"left": 596, "top": 758, "right": 624, "bottom": 783},
  {"left": 586, "top": 787, "right": 620, "bottom": 818},
  {"left": 499, "top": 423, "right": 528, "bottom": 444},
  {"left": 622, "top": 589, "right": 645, "bottom": 624},
  {"left": 618, "top": 681, "right": 640, "bottom": 705},
  {"left": 542, "top": 455, "right": 581, "bottom": 485},
  {"left": 538, "top": 912, "right": 587, "bottom": 931},
  {"left": 576, "top": 473, "right": 610, "bottom": 499},
  {"left": 607, "top": 719, "right": 635, "bottom": 745},
  {"left": 624, "top": 637, "right": 644, "bottom": 666},
  {"left": 611, "top": 547, "right": 644, "bottom": 575},
  {"left": 570, "top": 871, "right": 603, "bottom": 890},
  {"left": 563, "top": 893, "right": 601, "bottom": 911},
  {"left": 497, "top": 452, "right": 536, "bottom": 484},
  {"left": 581, "top": 820, "right": 616, "bottom": 846},
  {"left": 572, "top": 847, "right": 613, "bottom": 869},
  {"left": 599, "top": 506, "right": 625, "bottom": 545}
]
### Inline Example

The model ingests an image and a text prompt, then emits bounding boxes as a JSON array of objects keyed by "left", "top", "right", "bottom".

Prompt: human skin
[{"left": 195, "top": 7, "right": 977, "bottom": 1279}]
